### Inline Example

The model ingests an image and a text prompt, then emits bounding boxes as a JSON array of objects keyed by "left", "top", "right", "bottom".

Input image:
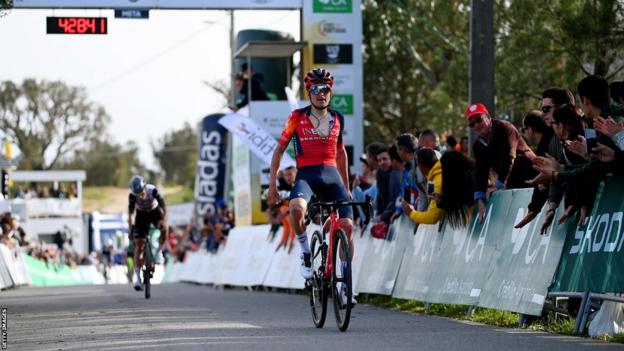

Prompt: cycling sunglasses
[
  {"left": 468, "top": 116, "right": 484, "bottom": 128},
  {"left": 541, "top": 105, "right": 556, "bottom": 114},
  {"left": 309, "top": 84, "right": 332, "bottom": 95}
]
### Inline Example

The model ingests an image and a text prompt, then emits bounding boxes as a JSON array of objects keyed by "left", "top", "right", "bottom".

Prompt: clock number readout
[{"left": 47, "top": 17, "right": 107, "bottom": 35}]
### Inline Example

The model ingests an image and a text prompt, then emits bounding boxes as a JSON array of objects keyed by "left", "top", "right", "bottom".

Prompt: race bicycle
[
  {"left": 306, "top": 199, "right": 371, "bottom": 332},
  {"left": 142, "top": 229, "right": 155, "bottom": 299},
  {"left": 131, "top": 226, "right": 159, "bottom": 299}
]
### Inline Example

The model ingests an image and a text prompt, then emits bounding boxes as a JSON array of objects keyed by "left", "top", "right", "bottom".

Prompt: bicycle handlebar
[{"left": 310, "top": 197, "right": 373, "bottom": 218}]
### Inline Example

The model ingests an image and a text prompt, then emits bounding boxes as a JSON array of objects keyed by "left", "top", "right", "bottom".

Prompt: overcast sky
[{"left": 0, "top": 8, "right": 299, "bottom": 169}]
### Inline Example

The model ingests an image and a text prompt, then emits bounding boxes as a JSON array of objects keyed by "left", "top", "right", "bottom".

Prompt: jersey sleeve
[
  {"left": 128, "top": 193, "right": 136, "bottom": 212},
  {"left": 278, "top": 111, "right": 298, "bottom": 147},
  {"left": 152, "top": 187, "right": 165, "bottom": 207}
]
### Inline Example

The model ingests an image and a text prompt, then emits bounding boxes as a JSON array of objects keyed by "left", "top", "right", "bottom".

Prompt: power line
[{"left": 92, "top": 15, "right": 229, "bottom": 92}]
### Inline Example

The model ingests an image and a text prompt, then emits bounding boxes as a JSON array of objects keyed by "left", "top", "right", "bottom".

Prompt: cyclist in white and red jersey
[
  {"left": 268, "top": 69, "right": 354, "bottom": 303},
  {"left": 128, "top": 175, "right": 168, "bottom": 291}
]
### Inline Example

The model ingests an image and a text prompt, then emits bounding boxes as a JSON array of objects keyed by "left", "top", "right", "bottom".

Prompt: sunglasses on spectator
[
  {"left": 468, "top": 116, "right": 484, "bottom": 128},
  {"left": 310, "top": 84, "right": 332, "bottom": 95},
  {"left": 541, "top": 105, "right": 556, "bottom": 114}
]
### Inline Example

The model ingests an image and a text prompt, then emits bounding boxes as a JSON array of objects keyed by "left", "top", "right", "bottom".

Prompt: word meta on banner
[
  {"left": 114, "top": 9, "right": 149, "bottom": 19},
  {"left": 46, "top": 17, "right": 107, "bottom": 34}
]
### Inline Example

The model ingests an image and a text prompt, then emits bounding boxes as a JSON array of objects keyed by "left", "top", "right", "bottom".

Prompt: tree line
[
  {"left": 0, "top": 79, "right": 197, "bottom": 187},
  {"left": 362, "top": 0, "right": 624, "bottom": 142}
]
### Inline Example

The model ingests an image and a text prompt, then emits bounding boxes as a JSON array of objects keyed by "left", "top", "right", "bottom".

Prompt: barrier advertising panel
[{"left": 552, "top": 178, "right": 624, "bottom": 293}]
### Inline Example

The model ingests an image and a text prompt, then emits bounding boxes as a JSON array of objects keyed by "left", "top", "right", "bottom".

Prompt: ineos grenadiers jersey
[
  {"left": 278, "top": 106, "right": 345, "bottom": 168},
  {"left": 128, "top": 184, "right": 164, "bottom": 212}
]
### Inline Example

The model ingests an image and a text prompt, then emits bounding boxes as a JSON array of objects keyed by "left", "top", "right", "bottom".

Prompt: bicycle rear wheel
[
  {"left": 143, "top": 241, "right": 152, "bottom": 299},
  {"left": 309, "top": 231, "right": 328, "bottom": 328},
  {"left": 331, "top": 228, "right": 352, "bottom": 332}
]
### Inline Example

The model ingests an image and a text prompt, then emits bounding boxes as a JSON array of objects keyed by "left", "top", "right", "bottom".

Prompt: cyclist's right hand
[
  {"left": 128, "top": 225, "right": 134, "bottom": 242},
  {"left": 268, "top": 185, "right": 280, "bottom": 206}
]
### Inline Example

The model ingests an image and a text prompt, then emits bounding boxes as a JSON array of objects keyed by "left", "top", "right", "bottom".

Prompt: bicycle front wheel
[
  {"left": 331, "top": 228, "right": 352, "bottom": 332},
  {"left": 309, "top": 230, "right": 328, "bottom": 328},
  {"left": 143, "top": 241, "right": 152, "bottom": 299}
]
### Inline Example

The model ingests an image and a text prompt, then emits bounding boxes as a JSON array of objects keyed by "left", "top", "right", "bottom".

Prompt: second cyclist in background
[{"left": 127, "top": 175, "right": 168, "bottom": 291}]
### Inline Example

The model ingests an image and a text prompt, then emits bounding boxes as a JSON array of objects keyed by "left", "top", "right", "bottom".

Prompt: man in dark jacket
[
  {"left": 466, "top": 103, "right": 536, "bottom": 223},
  {"left": 514, "top": 111, "right": 554, "bottom": 228}
]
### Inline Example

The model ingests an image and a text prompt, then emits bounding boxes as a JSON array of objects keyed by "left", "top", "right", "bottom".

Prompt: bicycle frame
[
  {"left": 310, "top": 199, "right": 370, "bottom": 279},
  {"left": 322, "top": 209, "right": 341, "bottom": 280}
]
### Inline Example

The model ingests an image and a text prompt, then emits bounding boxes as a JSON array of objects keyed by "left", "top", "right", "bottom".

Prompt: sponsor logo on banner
[
  {"left": 218, "top": 111, "right": 295, "bottom": 168},
  {"left": 329, "top": 67, "right": 354, "bottom": 91},
  {"left": 195, "top": 114, "right": 228, "bottom": 217},
  {"left": 313, "top": 0, "right": 352, "bottom": 13},
  {"left": 313, "top": 44, "right": 353, "bottom": 64},
  {"left": 331, "top": 94, "right": 353, "bottom": 115},
  {"left": 318, "top": 20, "right": 348, "bottom": 36}
]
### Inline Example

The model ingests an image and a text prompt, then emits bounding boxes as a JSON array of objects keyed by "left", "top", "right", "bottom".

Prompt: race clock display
[{"left": 46, "top": 17, "right": 107, "bottom": 35}]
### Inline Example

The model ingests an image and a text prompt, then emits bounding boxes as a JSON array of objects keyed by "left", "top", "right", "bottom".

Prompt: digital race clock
[{"left": 46, "top": 17, "right": 107, "bottom": 35}]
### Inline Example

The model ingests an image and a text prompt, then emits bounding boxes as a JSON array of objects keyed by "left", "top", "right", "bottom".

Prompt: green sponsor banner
[
  {"left": 423, "top": 191, "right": 512, "bottom": 306},
  {"left": 477, "top": 190, "right": 567, "bottom": 315},
  {"left": 313, "top": 0, "right": 352, "bottom": 13},
  {"left": 551, "top": 178, "right": 624, "bottom": 293},
  {"left": 23, "top": 254, "right": 100, "bottom": 287},
  {"left": 331, "top": 94, "right": 353, "bottom": 115}
]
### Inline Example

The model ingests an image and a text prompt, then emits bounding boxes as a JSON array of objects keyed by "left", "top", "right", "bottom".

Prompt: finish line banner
[{"left": 551, "top": 177, "right": 624, "bottom": 293}]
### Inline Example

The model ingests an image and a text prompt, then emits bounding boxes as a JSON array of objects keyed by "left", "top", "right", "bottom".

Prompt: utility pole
[
  {"left": 468, "top": 0, "right": 494, "bottom": 154},
  {"left": 469, "top": 0, "right": 494, "bottom": 111}
]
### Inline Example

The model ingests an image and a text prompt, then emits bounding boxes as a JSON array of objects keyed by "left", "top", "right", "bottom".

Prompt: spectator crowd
[{"left": 344, "top": 75, "right": 624, "bottom": 243}]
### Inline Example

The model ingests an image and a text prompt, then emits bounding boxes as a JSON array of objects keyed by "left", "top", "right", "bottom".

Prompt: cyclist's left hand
[{"left": 347, "top": 189, "right": 353, "bottom": 201}]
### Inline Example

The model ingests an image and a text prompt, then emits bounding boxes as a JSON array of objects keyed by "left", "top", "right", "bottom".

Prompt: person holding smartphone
[{"left": 400, "top": 148, "right": 444, "bottom": 225}]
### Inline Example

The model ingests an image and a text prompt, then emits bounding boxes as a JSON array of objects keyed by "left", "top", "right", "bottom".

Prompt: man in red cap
[{"left": 466, "top": 103, "right": 537, "bottom": 223}]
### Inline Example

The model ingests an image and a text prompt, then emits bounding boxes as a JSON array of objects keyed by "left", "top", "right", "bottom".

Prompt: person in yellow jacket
[
  {"left": 402, "top": 149, "right": 476, "bottom": 228},
  {"left": 400, "top": 148, "right": 443, "bottom": 224}
]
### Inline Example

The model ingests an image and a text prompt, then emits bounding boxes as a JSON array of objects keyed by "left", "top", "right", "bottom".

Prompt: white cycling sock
[{"left": 296, "top": 232, "right": 311, "bottom": 254}]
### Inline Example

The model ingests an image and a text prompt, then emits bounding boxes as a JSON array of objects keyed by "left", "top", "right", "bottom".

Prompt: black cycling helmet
[
  {"left": 129, "top": 175, "right": 146, "bottom": 195},
  {"left": 304, "top": 68, "right": 334, "bottom": 91}
]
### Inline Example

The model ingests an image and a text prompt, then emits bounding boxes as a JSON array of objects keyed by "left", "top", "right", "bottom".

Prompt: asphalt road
[{"left": 1, "top": 283, "right": 622, "bottom": 351}]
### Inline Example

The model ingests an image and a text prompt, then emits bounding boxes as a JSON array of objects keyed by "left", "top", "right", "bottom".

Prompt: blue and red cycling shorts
[{"left": 290, "top": 165, "right": 352, "bottom": 219}]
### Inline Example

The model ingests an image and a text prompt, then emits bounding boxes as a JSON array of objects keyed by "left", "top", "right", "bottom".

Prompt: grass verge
[{"left": 365, "top": 295, "right": 588, "bottom": 337}]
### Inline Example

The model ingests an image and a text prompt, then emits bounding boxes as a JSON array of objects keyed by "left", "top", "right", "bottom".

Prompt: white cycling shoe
[
  {"left": 300, "top": 253, "right": 313, "bottom": 280},
  {"left": 338, "top": 282, "right": 357, "bottom": 307},
  {"left": 133, "top": 273, "right": 143, "bottom": 291}
]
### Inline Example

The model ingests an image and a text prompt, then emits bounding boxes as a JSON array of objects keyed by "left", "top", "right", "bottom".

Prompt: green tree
[
  {"left": 362, "top": 0, "right": 624, "bottom": 142},
  {"left": 495, "top": 0, "right": 624, "bottom": 121},
  {"left": 362, "top": 0, "right": 470, "bottom": 144},
  {"left": 0, "top": 79, "right": 109, "bottom": 170},
  {"left": 0, "top": 0, "right": 12, "bottom": 17},
  {"left": 152, "top": 122, "right": 198, "bottom": 187}
]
